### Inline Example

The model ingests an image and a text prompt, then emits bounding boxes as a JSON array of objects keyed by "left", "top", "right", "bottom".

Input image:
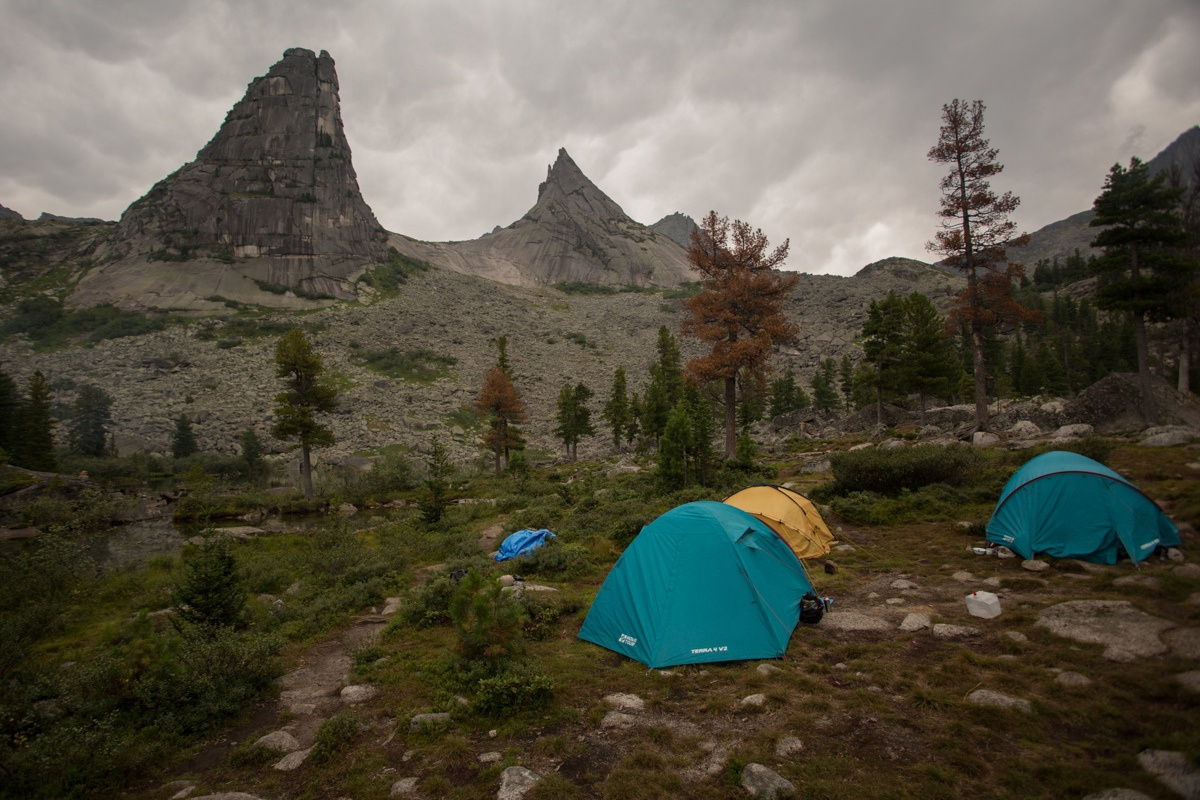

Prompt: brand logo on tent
[
  {"left": 690, "top": 646, "right": 729, "bottom": 655},
  {"left": 1140, "top": 538, "right": 1160, "bottom": 551},
  {"left": 618, "top": 633, "right": 637, "bottom": 647}
]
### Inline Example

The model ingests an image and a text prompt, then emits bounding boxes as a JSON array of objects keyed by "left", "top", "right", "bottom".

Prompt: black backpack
[{"left": 800, "top": 592, "right": 825, "bottom": 625}]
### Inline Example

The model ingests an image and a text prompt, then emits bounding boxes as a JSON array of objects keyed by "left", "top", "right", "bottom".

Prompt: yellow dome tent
[{"left": 723, "top": 485, "right": 834, "bottom": 561}]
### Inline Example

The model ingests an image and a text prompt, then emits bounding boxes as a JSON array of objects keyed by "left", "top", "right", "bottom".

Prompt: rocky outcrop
[
  {"left": 0, "top": 204, "right": 24, "bottom": 220},
  {"left": 650, "top": 212, "right": 698, "bottom": 249},
  {"left": 73, "top": 48, "right": 387, "bottom": 311},
  {"left": 388, "top": 149, "right": 696, "bottom": 288}
]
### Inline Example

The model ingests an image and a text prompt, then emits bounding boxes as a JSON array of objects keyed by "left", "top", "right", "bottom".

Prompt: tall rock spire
[{"left": 75, "top": 48, "right": 387, "bottom": 309}]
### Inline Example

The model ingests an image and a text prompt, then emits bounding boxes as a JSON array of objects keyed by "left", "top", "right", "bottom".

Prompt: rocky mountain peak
[
  {"left": 532, "top": 148, "right": 628, "bottom": 223},
  {"left": 650, "top": 212, "right": 698, "bottom": 249},
  {"left": 72, "top": 48, "right": 387, "bottom": 310}
]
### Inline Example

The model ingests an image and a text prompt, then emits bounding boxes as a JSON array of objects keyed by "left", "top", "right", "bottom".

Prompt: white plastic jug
[{"left": 965, "top": 590, "right": 1002, "bottom": 619}]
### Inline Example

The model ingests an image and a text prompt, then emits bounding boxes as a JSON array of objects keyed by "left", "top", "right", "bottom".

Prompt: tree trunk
[
  {"left": 723, "top": 376, "right": 737, "bottom": 460},
  {"left": 301, "top": 444, "right": 314, "bottom": 498},
  {"left": 1180, "top": 331, "right": 1192, "bottom": 395},
  {"left": 1134, "top": 312, "right": 1157, "bottom": 424},
  {"left": 493, "top": 446, "right": 501, "bottom": 475},
  {"left": 875, "top": 384, "right": 883, "bottom": 428},
  {"left": 971, "top": 320, "right": 989, "bottom": 431}
]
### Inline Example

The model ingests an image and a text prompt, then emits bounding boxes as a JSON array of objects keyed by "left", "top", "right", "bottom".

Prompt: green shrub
[
  {"left": 309, "top": 713, "right": 363, "bottom": 764},
  {"left": 519, "top": 593, "right": 584, "bottom": 641},
  {"left": 473, "top": 666, "right": 554, "bottom": 716},
  {"left": 1023, "top": 437, "right": 1116, "bottom": 466},
  {"left": 510, "top": 539, "right": 590, "bottom": 577},
  {"left": 401, "top": 575, "right": 458, "bottom": 628},
  {"left": 353, "top": 347, "right": 457, "bottom": 382},
  {"left": 449, "top": 570, "right": 525, "bottom": 662},
  {"left": 172, "top": 536, "right": 247, "bottom": 629},
  {"left": 829, "top": 444, "right": 983, "bottom": 495},
  {"left": 827, "top": 483, "right": 972, "bottom": 524}
]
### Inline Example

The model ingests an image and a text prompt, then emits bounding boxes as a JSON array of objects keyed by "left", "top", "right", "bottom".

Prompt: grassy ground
[{"left": 7, "top": 440, "right": 1200, "bottom": 799}]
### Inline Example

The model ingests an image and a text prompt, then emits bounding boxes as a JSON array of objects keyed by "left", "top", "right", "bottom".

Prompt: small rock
[
  {"left": 995, "top": 546, "right": 1016, "bottom": 559},
  {"left": 1021, "top": 559, "right": 1050, "bottom": 572},
  {"left": 775, "top": 736, "right": 804, "bottom": 757},
  {"left": 972, "top": 431, "right": 1000, "bottom": 448},
  {"left": 756, "top": 663, "right": 783, "bottom": 676},
  {"left": 382, "top": 597, "right": 400, "bottom": 615},
  {"left": 741, "top": 693, "right": 767, "bottom": 707},
  {"left": 601, "top": 710, "right": 638, "bottom": 729},
  {"left": 1056, "top": 671, "right": 1092, "bottom": 688},
  {"left": 890, "top": 579, "right": 918, "bottom": 590},
  {"left": 886, "top": 598, "right": 906, "bottom": 605},
  {"left": 952, "top": 571, "right": 975, "bottom": 583},
  {"left": 1167, "top": 547, "right": 1186, "bottom": 563},
  {"left": 409, "top": 712, "right": 451, "bottom": 731},
  {"left": 982, "top": 577, "right": 1002, "bottom": 586},
  {"left": 820, "top": 612, "right": 892, "bottom": 632},
  {"left": 1139, "top": 430, "right": 1195, "bottom": 447},
  {"left": 499, "top": 574, "right": 516, "bottom": 587},
  {"left": 1008, "top": 420, "right": 1042, "bottom": 438},
  {"left": 1174, "top": 563, "right": 1200, "bottom": 579},
  {"left": 274, "top": 746, "right": 313, "bottom": 771},
  {"left": 254, "top": 730, "right": 301, "bottom": 753},
  {"left": 966, "top": 689, "right": 1031, "bottom": 713},
  {"left": 489, "top": 729, "right": 498, "bottom": 738},
  {"left": 604, "top": 693, "right": 645, "bottom": 711},
  {"left": 1114, "top": 575, "right": 1161, "bottom": 589},
  {"left": 741, "top": 763, "right": 796, "bottom": 798},
  {"left": 1054, "top": 423, "right": 1094, "bottom": 438},
  {"left": 337, "top": 502, "right": 358, "bottom": 516},
  {"left": 479, "top": 751, "right": 502, "bottom": 763},
  {"left": 932, "top": 623, "right": 980, "bottom": 639},
  {"left": 834, "top": 544, "right": 855, "bottom": 552},
  {"left": 899, "top": 613, "right": 931, "bottom": 632},
  {"left": 498, "top": 766, "right": 541, "bottom": 800},
  {"left": 389, "top": 777, "right": 419, "bottom": 796},
  {"left": 824, "top": 560, "right": 838, "bottom": 574},
  {"left": 1137, "top": 749, "right": 1200, "bottom": 798},
  {"left": 1081, "top": 790, "right": 1154, "bottom": 800},
  {"left": 340, "top": 684, "right": 377, "bottom": 704},
  {"left": 1175, "top": 671, "right": 1200, "bottom": 693},
  {"left": 1005, "top": 631, "right": 1028, "bottom": 643},
  {"left": 1163, "top": 628, "right": 1200, "bottom": 659}
]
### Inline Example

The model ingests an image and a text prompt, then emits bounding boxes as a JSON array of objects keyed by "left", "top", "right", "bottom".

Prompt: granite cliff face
[
  {"left": 72, "top": 48, "right": 387, "bottom": 311},
  {"left": 650, "top": 212, "right": 698, "bottom": 249},
  {"left": 388, "top": 149, "right": 696, "bottom": 288}
]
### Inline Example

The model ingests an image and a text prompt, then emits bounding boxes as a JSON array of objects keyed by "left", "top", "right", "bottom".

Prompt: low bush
[
  {"left": 473, "top": 666, "right": 554, "bottom": 716},
  {"left": 309, "top": 713, "right": 363, "bottom": 764},
  {"left": 354, "top": 347, "right": 457, "bottom": 383},
  {"left": 519, "top": 592, "right": 584, "bottom": 641},
  {"left": 401, "top": 575, "right": 459, "bottom": 628},
  {"left": 826, "top": 484, "right": 974, "bottom": 524},
  {"left": 829, "top": 444, "right": 983, "bottom": 495},
  {"left": 509, "top": 539, "right": 590, "bottom": 577}
]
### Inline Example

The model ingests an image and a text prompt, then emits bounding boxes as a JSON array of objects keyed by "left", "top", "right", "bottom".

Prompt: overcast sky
[{"left": 2, "top": 1, "right": 1198, "bottom": 276}]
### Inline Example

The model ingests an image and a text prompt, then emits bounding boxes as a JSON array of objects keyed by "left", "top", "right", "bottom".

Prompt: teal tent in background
[
  {"left": 986, "top": 451, "right": 1180, "bottom": 564},
  {"left": 578, "top": 501, "right": 813, "bottom": 668}
]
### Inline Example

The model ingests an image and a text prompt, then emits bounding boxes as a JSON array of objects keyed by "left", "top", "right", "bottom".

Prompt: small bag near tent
[
  {"left": 985, "top": 451, "right": 1180, "bottom": 564},
  {"left": 723, "top": 484, "right": 834, "bottom": 560},
  {"left": 494, "top": 528, "right": 556, "bottom": 562},
  {"left": 578, "top": 501, "right": 814, "bottom": 669}
]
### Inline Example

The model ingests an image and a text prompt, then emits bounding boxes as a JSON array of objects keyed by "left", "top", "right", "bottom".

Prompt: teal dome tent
[
  {"left": 986, "top": 451, "right": 1180, "bottom": 564},
  {"left": 578, "top": 501, "right": 813, "bottom": 668}
]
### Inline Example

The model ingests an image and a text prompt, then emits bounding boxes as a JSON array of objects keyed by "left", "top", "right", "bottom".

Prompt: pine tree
[
  {"left": 420, "top": 437, "right": 454, "bottom": 523},
  {"left": 271, "top": 329, "right": 338, "bottom": 498},
  {"left": 927, "top": 99, "right": 1038, "bottom": 430},
  {"left": 0, "top": 366, "right": 19, "bottom": 459},
  {"left": 68, "top": 385, "right": 114, "bottom": 457},
  {"left": 657, "top": 403, "right": 690, "bottom": 491},
  {"left": 237, "top": 428, "right": 265, "bottom": 479},
  {"left": 554, "top": 382, "right": 595, "bottom": 461},
  {"left": 643, "top": 326, "right": 684, "bottom": 444},
  {"left": 1090, "top": 157, "right": 1191, "bottom": 422},
  {"left": 839, "top": 355, "right": 855, "bottom": 409},
  {"left": 626, "top": 391, "right": 642, "bottom": 446},
  {"left": 682, "top": 212, "right": 799, "bottom": 458},
  {"left": 475, "top": 366, "right": 526, "bottom": 474},
  {"left": 861, "top": 291, "right": 909, "bottom": 426},
  {"left": 171, "top": 415, "right": 198, "bottom": 459},
  {"left": 172, "top": 536, "right": 247, "bottom": 630},
  {"left": 811, "top": 359, "right": 841, "bottom": 412},
  {"left": 684, "top": 386, "right": 716, "bottom": 486},
  {"left": 769, "top": 364, "right": 800, "bottom": 417},
  {"left": 13, "top": 371, "right": 56, "bottom": 472},
  {"left": 903, "top": 292, "right": 960, "bottom": 423},
  {"left": 600, "top": 367, "right": 631, "bottom": 450}
]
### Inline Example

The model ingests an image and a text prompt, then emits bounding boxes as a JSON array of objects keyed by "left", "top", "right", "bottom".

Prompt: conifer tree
[
  {"left": 13, "top": 371, "right": 56, "bottom": 472},
  {"left": 626, "top": 391, "right": 642, "bottom": 446},
  {"left": 682, "top": 212, "right": 799, "bottom": 459},
  {"left": 903, "top": 292, "right": 961, "bottom": 423},
  {"left": 861, "top": 291, "right": 909, "bottom": 426},
  {"left": 657, "top": 404, "right": 690, "bottom": 491},
  {"left": 238, "top": 428, "right": 266, "bottom": 480},
  {"left": 171, "top": 415, "right": 198, "bottom": 459},
  {"left": 928, "top": 99, "right": 1037, "bottom": 431},
  {"left": 68, "top": 385, "right": 114, "bottom": 457},
  {"left": 172, "top": 536, "right": 247, "bottom": 630},
  {"left": 554, "top": 382, "right": 595, "bottom": 461},
  {"left": 271, "top": 329, "right": 338, "bottom": 498},
  {"left": 0, "top": 367, "right": 19, "bottom": 459},
  {"left": 600, "top": 367, "right": 631, "bottom": 450},
  {"left": 475, "top": 366, "right": 526, "bottom": 474},
  {"left": 643, "top": 326, "right": 684, "bottom": 444},
  {"left": 1090, "top": 157, "right": 1190, "bottom": 422},
  {"left": 811, "top": 359, "right": 841, "bottom": 412}
]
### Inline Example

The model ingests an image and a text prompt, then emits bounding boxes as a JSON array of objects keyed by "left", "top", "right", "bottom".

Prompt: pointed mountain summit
[
  {"left": 390, "top": 149, "right": 696, "bottom": 287},
  {"left": 74, "top": 48, "right": 387, "bottom": 310}
]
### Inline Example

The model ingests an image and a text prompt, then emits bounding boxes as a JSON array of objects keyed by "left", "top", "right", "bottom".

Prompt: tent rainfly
[
  {"left": 986, "top": 451, "right": 1180, "bottom": 564},
  {"left": 723, "top": 484, "right": 834, "bottom": 561},
  {"left": 578, "top": 501, "right": 814, "bottom": 668}
]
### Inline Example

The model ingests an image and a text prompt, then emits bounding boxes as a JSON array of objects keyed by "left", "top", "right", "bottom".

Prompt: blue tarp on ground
[
  {"left": 495, "top": 528, "right": 556, "bottom": 562},
  {"left": 578, "top": 501, "right": 814, "bottom": 668},
  {"left": 986, "top": 450, "right": 1180, "bottom": 564}
]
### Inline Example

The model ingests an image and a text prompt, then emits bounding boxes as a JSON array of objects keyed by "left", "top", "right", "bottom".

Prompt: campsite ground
[{"left": 15, "top": 441, "right": 1200, "bottom": 799}]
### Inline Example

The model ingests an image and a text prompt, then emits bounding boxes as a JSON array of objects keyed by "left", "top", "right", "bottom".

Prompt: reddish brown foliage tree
[
  {"left": 927, "top": 99, "right": 1038, "bottom": 431},
  {"left": 475, "top": 366, "right": 526, "bottom": 474},
  {"left": 682, "top": 211, "right": 799, "bottom": 459}
]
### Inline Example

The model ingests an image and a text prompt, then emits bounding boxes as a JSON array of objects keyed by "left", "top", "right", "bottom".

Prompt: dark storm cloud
[{"left": 1, "top": 0, "right": 1197, "bottom": 273}]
